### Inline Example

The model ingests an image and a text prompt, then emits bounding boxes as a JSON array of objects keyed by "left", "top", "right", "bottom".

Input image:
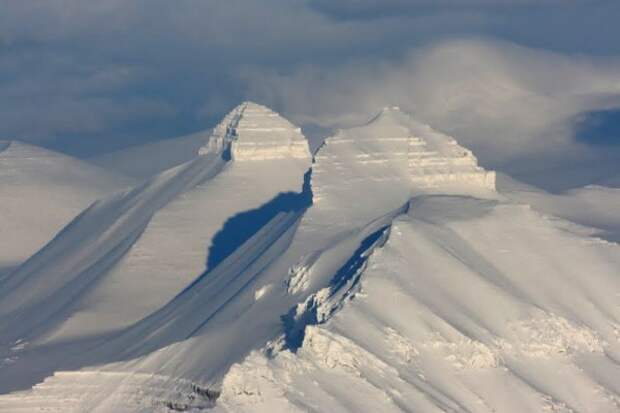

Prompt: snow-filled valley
[{"left": 1, "top": 102, "right": 620, "bottom": 412}]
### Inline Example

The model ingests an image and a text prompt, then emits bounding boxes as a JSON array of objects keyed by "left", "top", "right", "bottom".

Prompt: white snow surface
[
  {"left": 217, "top": 196, "right": 620, "bottom": 413},
  {"left": 497, "top": 173, "right": 620, "bottom": 243},
  {"left": 200, "top": 102, "right": 310, "bottom": 161},
  {"left": 1, "top": 103, "right": 620, "bottom": 413},
  {"left": 0, "top": 141, "right": 132, "bottom": 268},
  {"left": 90, "top": 130, "right": 211, "bottom": 179},
  {"left": 313, "top": 106, "right": 495, "bottom": 224}
]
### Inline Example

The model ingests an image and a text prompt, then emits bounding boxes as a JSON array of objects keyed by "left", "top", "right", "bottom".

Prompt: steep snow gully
[{"left": 2, "top": 102, "right": 620, "bottom": 412}]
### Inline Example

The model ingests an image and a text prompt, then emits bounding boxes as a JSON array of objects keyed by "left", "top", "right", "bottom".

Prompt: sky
[{"left": 1, "top": 0, "right": 619, "bottom": 190}]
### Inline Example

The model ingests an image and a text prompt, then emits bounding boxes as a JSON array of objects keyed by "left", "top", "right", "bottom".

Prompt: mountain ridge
[
  {"left": 1, "top": 102, "right": 619, "bottom": 413},
  {"left": 0, "top": 140, "right": 133, "bottom": 268}
]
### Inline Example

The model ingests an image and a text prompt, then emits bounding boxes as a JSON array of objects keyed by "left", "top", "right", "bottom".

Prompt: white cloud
[{"left": 244, "top": 38, "right": 620, "bottom": 182}]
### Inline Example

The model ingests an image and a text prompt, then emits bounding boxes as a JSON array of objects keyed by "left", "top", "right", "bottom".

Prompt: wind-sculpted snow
[
  {"left": 497, "top": 173, "right": 620, "bottom": 243},
  {"left": 0, "top": 154, "right": 226, "bottom": 350},
  {"left": 0, "top": 141, "right": 132, "bottom": 267},
  {"left": 0, "top": 198, "right": 408, "bottom": 411},
  {"left": 1, "top": 103, "right": 620, "bottom": 413},
  {"left": 217, "top": 196, "right": 620, "bottom": 413},
  {"left": 0, "top": 371, "right": 219, "bottom": 412},
  {"left": 91, "top": 130, "right": 211, "bottom": 179},
  {"left": 0, "top": 102, "right": 311, "bottom": 372}
]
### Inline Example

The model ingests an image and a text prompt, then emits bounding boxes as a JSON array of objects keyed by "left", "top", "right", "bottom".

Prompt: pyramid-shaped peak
[
  {"left": 313, "top": 107, "right": 495, "bottom": 202},
  {"left": 199, "top": 102, "right": 310, "bottom": 161},
  {"left": 239, "top": 101, "right": 275, "bottom": 112}
]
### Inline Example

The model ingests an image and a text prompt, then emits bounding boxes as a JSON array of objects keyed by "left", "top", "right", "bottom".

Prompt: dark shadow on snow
[
  {"left": 99, "top": 168, "right": 313, "bottom": 361},
  {"left": 0, "top": 167, "right": 313, "bottom": 394},
  {"left": 205, "top": 169, "right": 312, "bottom": 272},
  {"left": 281, "top": 225, "right": 391, "bottom": 352}
]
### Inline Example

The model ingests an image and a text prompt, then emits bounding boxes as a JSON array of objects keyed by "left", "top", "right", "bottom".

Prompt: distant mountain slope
[
  {"left": 0, "top": 141, "right": 132, "bottom": 268},
  {"left": 89, "top": 131, "right": 211, "bottom": 180},
  {"left": 497, "top": 173, "right": 620, "bottom": 243}
]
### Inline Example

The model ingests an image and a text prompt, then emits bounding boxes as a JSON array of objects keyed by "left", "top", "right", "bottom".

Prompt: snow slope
[
  {"left": 90, "top": 131, "right": 211, "bottom": 180},
  {"left": 0, "top": 141, "right": 132, "bottom": 268},
  {"left": 497, "top": 173, "right": 620, "bottom": 243},
  {"left": 218, "top": 195, "right": 620, "bottom": 413},
  {"left": 1, "top": 105, "right": 619, "bottom": 413},
  {"left": 0, "top": 102, "right": 311, "bottom": 348}
]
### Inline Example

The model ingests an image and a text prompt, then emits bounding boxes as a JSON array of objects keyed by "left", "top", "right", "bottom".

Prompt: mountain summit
[
  {"left": 312, "top": 106, "right": 496, "bottom": 225},
  {"left": 200, "top": 102, "right": 311, "bottom": 161}
]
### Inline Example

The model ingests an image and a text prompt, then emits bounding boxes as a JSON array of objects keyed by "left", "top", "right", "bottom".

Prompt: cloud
[
  {"left": 244, "top": 38, "right": 620, "bottom": 189},
  {"left": 307, "top": 0, "right": 573, "bottom": 20},
  {"left": 0, "top": 0, "right": 618, "bottom": 174}
]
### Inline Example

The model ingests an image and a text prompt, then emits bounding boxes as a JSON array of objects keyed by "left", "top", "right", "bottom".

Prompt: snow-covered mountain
[
  {"left": 89, "top": 131, "right": 212, "bottom": 180},
  {"left": 218, "top": 195, "right": 620, "bottom": 413},
  {"left": 0, "top": 141, "right": 132, "bottom": 271},
  {"left": 1, "top": 103, "right": 619, "bottom": 413}
]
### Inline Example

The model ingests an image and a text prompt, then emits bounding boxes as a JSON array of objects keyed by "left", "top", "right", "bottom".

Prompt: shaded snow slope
[
  {"left": 90, "top": 131, "right": 211, "bottom": 180},
  {"left": 8, "top": 193, "right": 620, "bottom": 413},
  {"left": 217, "top": 196, "right": 620, "bottom": 413},
  {"left": 0, "top": 141, "right": 132, "bottom": 267},
  {"left": 0, "top": 202, "right": 404, "bottom": 411},
  {"left": 0, "top": 154, "right": 226, "bottom": 349}
]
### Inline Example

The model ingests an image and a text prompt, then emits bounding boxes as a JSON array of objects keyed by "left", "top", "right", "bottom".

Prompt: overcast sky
[{"left": 1, "top": 0, "right": 619, "bottom": 189}]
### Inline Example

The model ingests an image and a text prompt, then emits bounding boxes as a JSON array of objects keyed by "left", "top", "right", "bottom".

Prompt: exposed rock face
[{"left": 199, "top": 102, "right": 311, "bottom": 161}]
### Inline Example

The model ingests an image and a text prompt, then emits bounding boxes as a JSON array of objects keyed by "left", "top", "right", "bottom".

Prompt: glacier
[{"left": 0, "top": 102, "right": 619, "bottom": 413}]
